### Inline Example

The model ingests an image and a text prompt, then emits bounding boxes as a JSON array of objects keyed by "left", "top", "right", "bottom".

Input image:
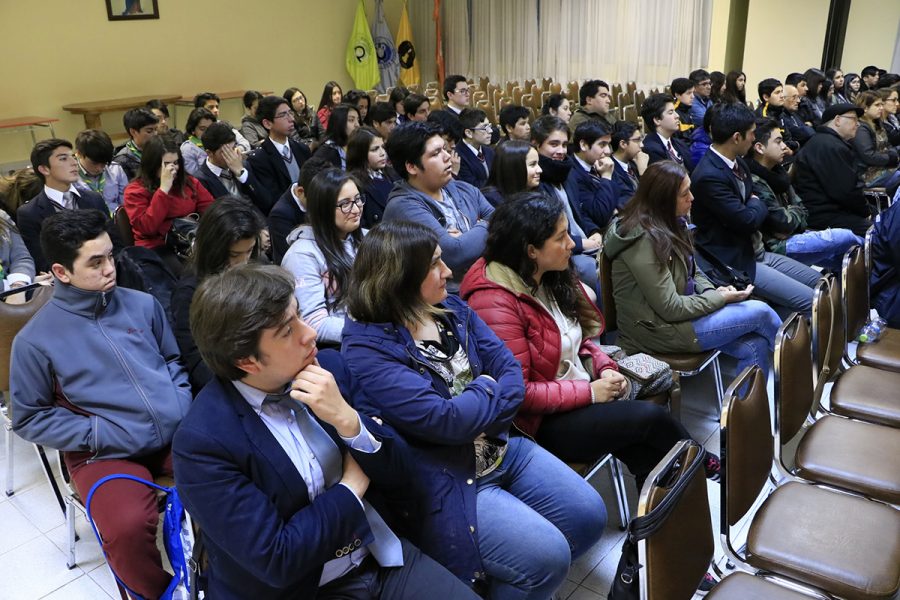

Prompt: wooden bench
[
  {"left": 0, "top": 116, "right": 59, "bottom": 144},
  {"left": 62, "top": 94, "right": 182, "bottom": 130}
]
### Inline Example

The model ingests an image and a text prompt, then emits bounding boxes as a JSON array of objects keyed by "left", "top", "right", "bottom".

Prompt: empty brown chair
[
  {"left": 720, "top": 364, "right": 900, "bottom": 600},
  {"left": 549, "top": 82, "right": 562, "bottom": 95},
  {"left": 114, "top": 205, "right": 135, "bottom": 247},
  {"left": 774, "top": 312, "right": 900, "bottom": 504},
  {"left": 843, "top": 244, "right": 900, "bottom": 372}
]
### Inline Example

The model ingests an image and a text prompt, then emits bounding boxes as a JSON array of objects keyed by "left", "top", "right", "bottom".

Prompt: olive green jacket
[{"left": 603, "top": 218, "right": 726, "bottom": 354}]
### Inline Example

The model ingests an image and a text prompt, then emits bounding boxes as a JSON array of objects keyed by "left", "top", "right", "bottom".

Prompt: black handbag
[
  {"left": 166, "top": 213, "right": 199, "bottom": 260},
  {"left": 607, "top": 442, "right": 705, "bottom": 600},
  {"left": 693, "top": 244, "right": 752, "bottom": 291}
]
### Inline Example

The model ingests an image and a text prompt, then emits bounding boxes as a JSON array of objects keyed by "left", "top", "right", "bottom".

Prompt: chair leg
[
  {"left": 5, "top": 420, "right": 14, "bottom": 497},
  {"left": 609, "top": 458, "right": 631, "bottom": 529},
  {"left": 65, "top": 497, "right": 77, "bottom": 569},
  {"left": 711, "top": 357, "right": 725, "bottom": 415},
  {"left": 34, "top": 444, "right": 66, "bottom": 516}
]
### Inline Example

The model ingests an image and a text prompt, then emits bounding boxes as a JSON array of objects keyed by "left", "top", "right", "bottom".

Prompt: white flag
[{"left": 372, "top": 0, "right": 399, "bottom": 92}]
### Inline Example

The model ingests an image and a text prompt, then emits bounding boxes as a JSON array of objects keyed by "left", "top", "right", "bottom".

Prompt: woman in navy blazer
[{"left": 341, "top": 221, "right": 606, "bottom": 598}]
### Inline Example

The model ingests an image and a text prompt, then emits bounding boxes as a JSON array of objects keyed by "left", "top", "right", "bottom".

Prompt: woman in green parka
[{"left": 603, "top": 160, "right": 781, "bottom": 379}]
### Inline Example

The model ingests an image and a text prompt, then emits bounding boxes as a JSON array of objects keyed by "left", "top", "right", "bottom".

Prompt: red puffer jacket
[{"left": 460, "top": 258, "right": 618, "bottom": 436}]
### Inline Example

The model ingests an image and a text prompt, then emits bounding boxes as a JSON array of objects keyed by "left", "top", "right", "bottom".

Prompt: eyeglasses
[
  {"left": 454, "top": 88, "right": 471, "bottom": 95},
  {"left": 471, "top": 125, "right": 492, "bottom": 133},
  {"left": 697, "top": 81, "right": 712, "bottom": 87},
  {"left": 336, "top": 196, "right": 366, "bottom": 214},
  {"left": 274, "top": 111, "right": 294, "bottom": 120}
]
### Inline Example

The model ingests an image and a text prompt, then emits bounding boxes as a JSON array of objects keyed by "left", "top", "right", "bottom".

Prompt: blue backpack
[{"left": 85, "top": 474, "right": 197, "bottom": 600}]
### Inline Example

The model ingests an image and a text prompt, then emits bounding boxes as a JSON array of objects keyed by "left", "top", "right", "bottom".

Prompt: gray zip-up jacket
[{"left": 11, "top": 282, "right": 191, "bottom": 459}]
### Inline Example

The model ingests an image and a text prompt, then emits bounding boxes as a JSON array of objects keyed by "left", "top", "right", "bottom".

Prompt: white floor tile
[
  {"left": 46, "top": 515, "right": 106, "bottom": 574},
  {"left": 566, "top": 583, "right": 605, "bottom": 600},
  {"left": 0, "top": 501, "right": 42, "bottom": 555},
  {"left": 86, "top": 564, "right": 121, "bottom": 600},
  {"left": 40, "top": 573, "right": 114, "bottom": 600},
  {"left": 9, "top": 482, "right": 67, "bottom": 533},
  {"left": 0, "top": 536, "right": 83, "bottom": 600},
  {"left": 555, "top": 577, "right": 580, "bottom": 599}
]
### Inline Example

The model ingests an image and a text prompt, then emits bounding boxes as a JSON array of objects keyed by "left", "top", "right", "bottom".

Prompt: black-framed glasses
[{"left": 336, "top": 196, "right": 366, "bottom": 214}]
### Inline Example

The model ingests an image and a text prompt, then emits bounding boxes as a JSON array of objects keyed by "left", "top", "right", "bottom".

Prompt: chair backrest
[
  {"left": 841, "top": 244, "right": 867, "bottom": 349},
  {"left": 626, "top": 81, "right": 637, "bottom": 94},
  {"left": 0, "top": 284, "right": 53, "bottom": 391},
  {"left": 721, "top": 365, "right": 773, "bottom": 528},
  {"left": 114, "top": 206, "right": 135, "bottom": 247},
  {"left": 598, "top": 252, "right": 618, "bottom": 331},
  {"left": 638, "top": 440, "right": 713, "bottom": 600},
  {"left": 549, "top": 81, "right": 562, "bottom": 95},
  {"left": 774, "top": 313, "right": 815, "bottom": 445},
  {"left": 864, "top": 225, "right": 874, "bottom": 276},
  {"left": 811, "top": 275, "right": 841, "bottom": 392}
]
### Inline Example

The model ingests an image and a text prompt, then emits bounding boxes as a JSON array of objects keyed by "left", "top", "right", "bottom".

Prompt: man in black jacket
[
  {"left": 196, "top": 122, "right": 264, "bottom": 211},
  {"left": 793, "top": 103, "right": 873, "bottom": 237}
]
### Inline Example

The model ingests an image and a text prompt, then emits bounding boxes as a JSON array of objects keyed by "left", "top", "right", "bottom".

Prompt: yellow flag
[
  {"left": 346, "top": 0, "right": 380, "bottom": 90},
  {"left": 396, "top": 1, "right": 420, "bottom": 87}
]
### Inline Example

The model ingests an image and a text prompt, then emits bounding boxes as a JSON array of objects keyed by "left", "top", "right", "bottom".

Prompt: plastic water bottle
[{"left": 858, "top": 320, "right": 884, "bottom": 343}]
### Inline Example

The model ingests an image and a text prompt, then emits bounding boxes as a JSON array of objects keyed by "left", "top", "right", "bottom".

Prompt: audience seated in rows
[
  {"left": 382, "top": 122, "right": 493, "bottom": 293},
  {"left": 193, "top": 92, "right": 252, "bottom": 154},
  {"left": 461, "top": 193, "right": 721, "bottom": 486},
  {"left": 171, "top": 197, "right": 265, "bottom": 394},
  {"left": 240, "top": 90, "right": 267, "bottom": 149},
  {"left": 829, "top": 68, "right": 850, "bottom": 104},
  {"left": 570, "top": 121, "right": 619, "bottom": 230},
  {"left": 284, "top": 87, "right": 325, "bottom": 148},
  {"left": 343, "top": 221, "right": 607, "bottom": 596},
  {"left": 443, "top": 74, "right": 470, "bottom": 116},
  {"left": 268, "top": 156, "right": 332, "bottom": 265},
  {"left": 11, "top": 209, "right": 191, "bottom": 599},
  {"left": 671, "top": 77, "right": 695, "bottom": 144},
  {"left": 605, "top": 160, "right": 781, "bottom": 379},
  {"left": 781, "top": 84, "right": 815, "bottom": 148},
  {"left": 370, "top": 101, "right": 398, "bottom": 141},
  {"left": 247, "top": 95, "right": 313, "bottom": 214},
  {"left": 74, "top": 129, "right": 129, "bottom": 214},
  {"left": 532, "top": 116, "right": 603, "bottom": 294},
  {"left": 175, "top": 263, "right": 477, "bottom": 599},
  {"left": 480, "top": 139, "right": 541, "bottom": 207},
  {"left": 641, "top": 93, "right": 695, "bottom": 172},
  {"left": 457, "top": 108, "right": 495, "bottom": 189},
  {"left": 748, "top": 118, "right": 862, "bottom": 270},
  {"left": 690, "top": 102, "right": 819, "bottom": 316},
  {"left": 689, "top": 69, "right": 714, "bottom": 127},
  {"left": 793, "top": 102, "right": 874, "bottom": 236},
  {"left": 347, "top": 126, "right": 398, "bottom": 228},
  {"left": 343, "top": 90, "right": 372, "bottom": 126},
  {"left": 196, "top": 122, "right": 264, "bottom": 211},
  {"left": 403, "top": 93, "right": 431, "bottom": 123},
  {"left": 722, "top": 70, "right": 748, "bottom": 106},
  {"left": 541, "top": 93, "right": 573, "bottom": 123},
  {"left": 123, "top": 134, "right": 215, "bottom": 273},
  {"left": 313, "top": 103, "right": 362, "bottom": 170},
  {"left": 389, "top": 86, "right": 410, "bottom": 123},
  {"left": 610, "top": 120, "right": 644, "bottom": 204},
  {"left": 146, "top": 99, "right": 184, "bottom": 145},
  {"left": 19, "top": 139, "right": 114, "bottom": 272},
  {"left": 180, "top": 107, "right": 217, "bottom": 176},
  {"left": 569, "top": 79, "right": 613, "bottom": 136},
  {"left": 853, "top": 91, "right": 900, "bottom": 188},
  {"left": 282, "top": 168, "right": 363, "bottom": 346},
  {"left": 113, "top": 108, "right": 159, "bottom": 180},
  {"left": 498, "top": 104, "right": 531, "bottom": 142}
]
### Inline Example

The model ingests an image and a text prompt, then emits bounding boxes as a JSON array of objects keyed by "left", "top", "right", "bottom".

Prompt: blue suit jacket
[
  {"left": 690, "top": 151, "right": 767, "bottom": 278},
  {"left": 17, "top": 189, "right": 115, "bottom": 272},
  {"left": 246, "top": 138, "right": 312, "bottom": 215},
  {"left": 611, "top": 159, "right": 639, "bottom": 204},
  {"left": 172, "top": 350, "right": 411, "bottom": 600},
  {"left": 642, "top": 133, "right": 695, "bottom": 173},
  {"left": 268, "top": 188, "right": 307, "bottom": 265},
  {"left": 568, "top": 161, "right": 620, "bottom": 230},
  {"left": 195, "top": 162, "right": 265, "bottom": 214},
  {"left": 456, "top": 142, "right": 494, "bottom": 189}
]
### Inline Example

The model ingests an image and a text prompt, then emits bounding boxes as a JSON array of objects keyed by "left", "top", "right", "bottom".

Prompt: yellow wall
[
  {"left": 742, "top": 0, "right": 829, "bottom": 104},
  {"left": 707, "top": 0, "right": 731, "bottom": 72},
  {"left": 0, "top": 0, "right": 406, "bottom": 165},
  {"left": 841, "top": 0, "right": 900, "bottom": 75}
]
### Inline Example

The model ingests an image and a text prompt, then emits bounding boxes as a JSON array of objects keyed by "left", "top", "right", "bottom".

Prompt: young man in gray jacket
[
  {"left": 382, "top": 121, "right": 494, "bottom": 292},
  {"left": 10, "top": 209, "right": 191, "bottom": 599}
]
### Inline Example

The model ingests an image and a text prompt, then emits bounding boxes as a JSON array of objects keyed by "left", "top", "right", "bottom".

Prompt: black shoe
[{"left": 697, "top": 572, "right": 718, "bottom": 595}]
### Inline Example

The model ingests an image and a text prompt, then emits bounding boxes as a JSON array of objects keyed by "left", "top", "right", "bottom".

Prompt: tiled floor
[{"left": 0, "top": 357, "right": 750, "bottom": 600}]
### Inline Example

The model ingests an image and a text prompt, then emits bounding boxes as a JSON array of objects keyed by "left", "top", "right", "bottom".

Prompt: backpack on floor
[{"left": 85, "top": 474, "right": 197, "bottom": 600}]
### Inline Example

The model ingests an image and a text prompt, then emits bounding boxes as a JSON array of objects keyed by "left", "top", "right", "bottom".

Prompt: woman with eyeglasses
[{"left": 281, "top": 168, "right": 365, "bottom": 346}]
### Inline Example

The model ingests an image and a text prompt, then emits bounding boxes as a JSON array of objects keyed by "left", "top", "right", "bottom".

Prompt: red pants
[{"left": 65, "top": 447, "right": 173, "bottom": 600}]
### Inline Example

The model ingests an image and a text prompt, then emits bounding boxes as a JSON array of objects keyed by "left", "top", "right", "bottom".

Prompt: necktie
[
  {"left": 627, "top": 163, "right": 638, "bottom": 182},
  {"left": 666, "top": 140, "right": 683, "bottom": 164},
  {"left": 732, "top": 163, "right": 745, "bottom": 181},
  {"left": 263, "top": 393, "right": 403, "bottom": 567},
  {"left": 476, "top": 149, "right": 485, "bottom": 162},
  {"left": 62, "top": 191, "right": 74, "bottom": 209},
  {"left": 219, "top": 170, "right": 239, "bottom": 196},
  {"left": 281, "top": 145, "right": 293, "bottom": 163}
]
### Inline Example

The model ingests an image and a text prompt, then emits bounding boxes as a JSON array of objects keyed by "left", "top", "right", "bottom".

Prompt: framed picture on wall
[{"left": 106, "top": 0, "right": 159, "bottom": 21}]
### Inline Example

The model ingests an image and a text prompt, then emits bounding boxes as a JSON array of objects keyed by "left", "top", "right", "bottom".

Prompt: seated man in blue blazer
[
  {"left": 610, "top": 121, "right": 645, "bottom": 205},
  {"left": 569, "top": 120, "right": 620, "bottom": 231},
  {"left": 18, "top": 138, "right": 118, "bottom": 272},
  {"left": 640, "top": 93, "right": 695, "bottom": 172},
  {"left": 174, "top": 264, "right": 477, "bottom": 600},
  {"left": 455, "top": 108, "right": 495, "bottom": 189},
  {"left": 691, "top": 103, "right": 819, "bottom": 315},
  {"left": 247, "top": 95, "right": 312, "bottom": 215},
  {"left": 195, "top": 122, "right": 264, "bottom": 210}
]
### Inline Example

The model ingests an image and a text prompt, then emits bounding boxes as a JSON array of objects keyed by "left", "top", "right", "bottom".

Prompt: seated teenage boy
[
  {"left": 382, "top": 122, "right": 494, "bottom": 293},
  {"left": 640, "top": 93, "right": 695, "bottom": 171},
  {"left": 196, "top": 122, "right": 263, "bottom": 209},
  {"left": 193, "top": 92, "right": 252, "bottom": 154},
  {"left": 112, "top": 108, "right": 159, "bottom": 180},
  {"left": 456, "top": 108, "right": 495, "bottom": 189},
  {"left": 671, "top": 77, "right": 695, "bottom": 143},
  {"left": 10, "top": 209, "right": 191, "bottom": 599},
  {"left": 610, "top": 120, "right": 645, "bottom": 204},
  {"left": 173, "top": 263, "right": 478, "bottom": 600},
  {"left": 74, "top": 129, "right": 129, "bottom": 214},
  {"left": 268, "top": 156, "right": 333, "bottom": 265},
  {"left": 570, "top": 120, "right": 620, "bottom": 230},
  {"left": 18, "top": 139, "right": 114, "bottom": 272},
  {"left": 498, "top": 104, "right": 532, "bottom": 141}
]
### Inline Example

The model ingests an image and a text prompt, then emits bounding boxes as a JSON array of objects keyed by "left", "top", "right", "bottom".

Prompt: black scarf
[
  {"left": 747, "top": 158, "right": 791, "bottom": 195},
  {"left": 538, "top": 154, "right": 573, "bottom": 185}
]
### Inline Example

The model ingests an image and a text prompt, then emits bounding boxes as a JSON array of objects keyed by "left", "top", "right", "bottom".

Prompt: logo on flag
[
  {"left": 346, "top": 0, "right": 380, "bottom": 90},
  {"left": 372, "top": 0, "right": 398, "bottom": 92}
]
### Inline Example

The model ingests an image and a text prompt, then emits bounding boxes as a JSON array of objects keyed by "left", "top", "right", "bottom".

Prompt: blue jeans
[
  {"left": 753, "top": 252, "right": 820, "bottom": 316},
  {"left": 692, "top": 299, "right": 781, "bottom": 380},
  {"left": 476, "top": 436, "right": 606, "bottom": 600},
  {"left": 785, "top": 229, "right": 863, "bottom": 271}
]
